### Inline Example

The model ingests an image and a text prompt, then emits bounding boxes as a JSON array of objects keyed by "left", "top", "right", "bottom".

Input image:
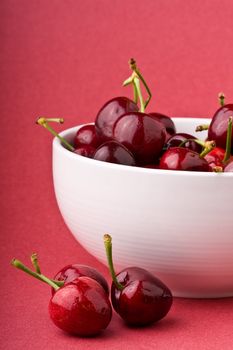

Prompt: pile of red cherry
[
  {"left": 12, "top": 235, "right": 173, "bottom": 337},
  {"left": 37, "top": 59, "right": 233, "bottom": 172}
]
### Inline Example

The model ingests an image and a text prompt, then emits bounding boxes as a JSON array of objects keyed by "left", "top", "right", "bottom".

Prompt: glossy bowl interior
[{"left": 52, "top": 118, "right": 233, "bottom": 298}]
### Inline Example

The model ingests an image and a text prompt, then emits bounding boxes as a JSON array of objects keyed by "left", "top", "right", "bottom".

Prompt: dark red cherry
[
  {"left": 224, "top": 160, "right": 233, "bottom": 172},
  {"left": 95, "top": 97, "right": 139, "bottom": 142},
  {"left": 104, "top": 235, "right": 172, "bottom": 327},
  {"left": 165, "top": 133, "right": 202, "bottom": 153},
  {"left": 160, "top": 147, "right": 210, "bottom": 171},
  {"left": 74, "top": 124, "right": 101, "bottom": 149},
  {"left": 49, "top": 277, "right": 112, "bottom": 336},
  {"left": 113, "top": 112, "right": 166, "bottom": 165},
  {"left": 93, "top": 140, "right": 136, "bottom": 166},
  {"left": 53, "top": 264, "right": 109, "bottom": 295},
  {"left": 149, "top": 112, "right": 176, "bottom": 135},
  {"left": 74, "top": 145, "right": 96, "bottom": 158},
  {"left": 208, "top": 104, "right": 233, "bottom": 153},
  {"left": 12, "top": 257, "right": 112, "bottom": 337},
  {"left": 111, "top": 267, "right": 173, "bottom": 326}
]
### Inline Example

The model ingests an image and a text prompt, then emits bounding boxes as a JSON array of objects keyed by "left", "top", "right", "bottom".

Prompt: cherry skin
[
  {"left": 93, "top": 140, "right": 136, "bottom": 166},
  {"left": 204, "top": 147, "right": 226, "bottom": 170},
  {"left": 111, "top": 267, "right": 173, "bottom": 326},
  {"left": 165, "top": 133, "right": 202, "bottom": 153},
  {"left": 74, "top": 124, "right": 101, "bottom": 149},
  {"left": 224, "top": 160, "right": 233, "bottom": 172},
  {"left": 149, "top": 112, "right": 176, "bottom": 135},
  {"left": 159, "top": 147, "right": 210, "bottom": 171},
  {"left": 113, "top": 112, "right": 166, "bottom": 165},
  {"left": 74, "top": 145, "right": 96, "bottom": 158},
  {"left": 95, "top": 97, "right": 139, "bottom": 143},
  {"left": 208, "top": 104, "right": 233, "bottom": 153},
  {"left": 49, "top": 277, "right": 112, "bottom": 336},
  {"left": 53, "top": 264, "right": 109, "bottom": 295}
]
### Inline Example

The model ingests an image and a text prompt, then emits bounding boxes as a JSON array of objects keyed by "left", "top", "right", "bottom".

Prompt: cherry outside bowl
[{"left": 52, "top": 118, "right": 233, "bottom": 298}]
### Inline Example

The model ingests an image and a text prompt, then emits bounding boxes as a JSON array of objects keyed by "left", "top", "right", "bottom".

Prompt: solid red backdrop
[{"left": 1, "top": 1, "right": 233, "bottom": 349}]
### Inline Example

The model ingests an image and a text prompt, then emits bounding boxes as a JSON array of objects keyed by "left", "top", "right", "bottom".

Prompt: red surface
[{"left": 1, "top": 0, "right": 233, "bottom": 349}]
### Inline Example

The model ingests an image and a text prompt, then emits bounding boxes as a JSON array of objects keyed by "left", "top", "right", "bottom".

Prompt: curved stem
[
  {"left": 36, "top": 117, "right": 75, "bottom": 152},
  {"left": 223, "top": 116, "right": 232, "bottom": 164},
  {"left": 199, "top": 140, "right": 216, "bottom": 158},
  {"left": 11, "top": 258, "right": 59, "bottom": 291},
  {"left": 103, "top": 234, "right": 123, "bottom": 291},
  {"left": 129, "top": 58, "right": 152, "bottom": 109}
]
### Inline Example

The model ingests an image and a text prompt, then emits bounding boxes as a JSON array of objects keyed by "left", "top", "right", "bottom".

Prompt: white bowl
[{"left": 52, "top": 118, "right": 233, "bottom": 298}]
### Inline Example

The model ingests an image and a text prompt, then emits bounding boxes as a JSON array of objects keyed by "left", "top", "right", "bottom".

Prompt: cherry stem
[
  {"left": 179, "top": 138, "right": 216, "bottom": 157},
  {"left": 223, "top": 116, "right": 232, "bottom": 164},
  {"left": 129, "top": 58, "right": 152, "bottom": 109},
  {"left": 11, "top": 258, "right": 60, "bottom": 290},
  {"left": 103, "top": 234, "right": 124, "bottom": 291},
  {"left": 218, "top": 92, "right": 225, "bottom": 107},
  {"left": 36, "top": 117, "right": 75, "bottom": 152},
  {"left": 31, "top": 253, "right": 41, "bottom": 274},
  {"left": 133, "top": 75, "right": 145, "bottom": 113},
  {"left": 213, "top": 166, "right": 223, "bottom": 173},
  {"left": 195, "top": 124, "right": 209, "bottom": 132}
]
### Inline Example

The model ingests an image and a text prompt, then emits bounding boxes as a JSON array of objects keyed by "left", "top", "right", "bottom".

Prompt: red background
[{"left": 1, "top": 0, "right": 233, "bottom": 349}]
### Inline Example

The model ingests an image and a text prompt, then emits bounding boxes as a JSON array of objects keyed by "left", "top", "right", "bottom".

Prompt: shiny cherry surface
[
  {"left": 93, "top": 140, "right": 136, "bottom": 166},
  {"left": 53, "top": 264, "right": 109, "bottom": 295},
  {"left": 95, "top": 96, "right": 139, "bottom": 142},
  {"left": 165, "top": 133, "right": 202, "bottom": 153},
  {"left": 111, "top": 267, "right": 172, "bottom": 326},
  {"left": 74, "top": 145, "right": 96, "bottom": 158},
  {"left": 49, "top": 277, "right": 112, "bottom": 336},
  {"left": 113, "top": 112, "right": 166, "bottom": 165},
  {"left": 149, "top": 112, "right": 176, "bottom": 135},
  {"left": 208, "top": 104, "right": 233, "bottom": 152},
  {"left": 224, "top": 160, "right": 233, "bottom": 172},
  {"left": 204, "top": 147, "right": 226, "bottom": 170},
  {"left": 160, "top": 147, "right": 210, "bottom": 171},
  {"left": 74, "top": 124, "right": 101, "bottom": 149}
]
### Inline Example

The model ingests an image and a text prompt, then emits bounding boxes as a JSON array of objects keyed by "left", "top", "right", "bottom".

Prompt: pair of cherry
[{"left": 12, "top": 237, "right": 173, "bottom": 337}]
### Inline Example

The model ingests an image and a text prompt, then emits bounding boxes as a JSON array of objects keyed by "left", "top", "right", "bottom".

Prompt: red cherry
[
  {"left": 74, "top": 145, "right": 96, "bottom": 158},
  {"left": 110, "top": 267, "right": 172, "bottom": 326},
  {"left": 49, "top": 277, "right": 112, "bottom": 336},
  {"left": 204, "top": 147, "right": 226, "bottom": 170},
  {"left": 93, "top": 140, "right": 136, "bottom": 166},
  {"left": 95, "top": 97, "right": 139, "bottom": 142},
  {"left": 224, "top": 160, "right": 233, "bottom": 172},
  {"left": 159, "top": 147, "right": 210, "bottom": 171},
  {"left": 53, "top": 264, "right": 109, "bottom": 295},
  {"left": 165, "top": 133, "right": 203, "bottom": 153},
  {"left": 149, "top": 112, "right": 176, "bottom": 135},
  {"left": 74, "top": 124, "right": 101, "bottom": 149},
  {"left": 113, "top": 112, "right": 166, "bottom": 165},
  {"left": 208, "top": 104, "right": 233, "bottom": 152},
  {"left": 12, "top": 257, "right": 112, "bottom": 337},
  {"left": 104, "top": 235, "right": 173, "bottom": 327}
]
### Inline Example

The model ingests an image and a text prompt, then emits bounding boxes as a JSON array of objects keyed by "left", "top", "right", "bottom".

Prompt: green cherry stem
[
  {"left": 223, "top": 116, "right": 232, "bottom": 164},
  {"left": 36, "top": 117, "right": 75, "bottom": 152},
  {"left": 103, "top": 234, "right": 124, "bottom": 291},
  {"left": 12, "top": 258, "right": 60, "bottom": 290},
  {"left": 195, "top": 124, "right": 209, "bottom": 132},
  {"left": 218, "top": 92, "right": 225, "bottom": 107},
  {"left": 179, "top": 139, "right": 216, "bottom": 157},
  {"left": 133, "top": 76, "right": 145, "bottom": 113},
  {"left": 31, "top": 253, "right": 41, "bottom": 274},
  {"left": 129, "top": 58, "right": 152, "bottom": 109}
]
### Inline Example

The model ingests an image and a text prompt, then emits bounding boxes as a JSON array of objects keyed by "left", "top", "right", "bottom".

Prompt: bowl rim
[{"left": 53, "top": 118, "right": 233, "bottom": 177}]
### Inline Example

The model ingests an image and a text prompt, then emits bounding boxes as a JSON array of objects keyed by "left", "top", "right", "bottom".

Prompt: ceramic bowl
[{"left": 52, "top": 118, "right": 233, "bottom": 298}]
